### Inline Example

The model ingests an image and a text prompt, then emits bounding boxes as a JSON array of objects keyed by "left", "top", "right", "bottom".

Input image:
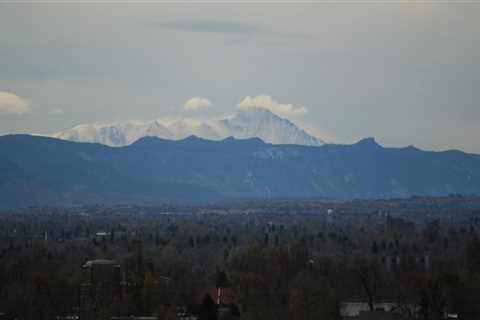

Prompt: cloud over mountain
[
  {"left": 0, "top": 91, "right": 31, "bottom": 115},
  {"left": 184, "top": 97, "right": 212, "bottom": 110},
  {"left": 238, "top": 95, "right": 307, "bottom": 116}
]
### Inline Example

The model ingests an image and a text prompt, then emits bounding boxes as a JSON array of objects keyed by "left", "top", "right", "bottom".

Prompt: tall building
[{"left": 79, "top": 260, "right": 121, "bottom": 320}]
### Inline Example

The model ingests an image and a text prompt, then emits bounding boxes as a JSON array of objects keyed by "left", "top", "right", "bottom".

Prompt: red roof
[{"left": 207, "top": 287, "right": 238, "bottom": 305}]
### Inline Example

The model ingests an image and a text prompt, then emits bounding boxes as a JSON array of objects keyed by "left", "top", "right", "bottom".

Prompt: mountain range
[
  {"left": 52, "top": 107, "right": 324, "bottom": 147},
  {"left": 0, "top": 134, "right": 479, "bottom": 208}
]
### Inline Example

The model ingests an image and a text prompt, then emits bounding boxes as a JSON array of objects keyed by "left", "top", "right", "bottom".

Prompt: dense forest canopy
[{"left": 0, "top": 197, "right": 480, "bottom": 319}]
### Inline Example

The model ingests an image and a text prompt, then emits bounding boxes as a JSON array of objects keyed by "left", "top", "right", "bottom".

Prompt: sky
[{"left": 0, "top": 2, "right": 479, "bottom": 153}]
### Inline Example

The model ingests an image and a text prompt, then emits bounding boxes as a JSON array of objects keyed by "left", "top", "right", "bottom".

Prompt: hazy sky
[{"left": 0, "top": 2, "right": 479, "bottom": 152}]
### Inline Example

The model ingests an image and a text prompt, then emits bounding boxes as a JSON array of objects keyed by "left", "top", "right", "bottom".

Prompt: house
[
  {"left": 206, "top": 287, "right": 240, "bottom": 320},
  {"left": 111, "top": 317, "right": 158, "bottom": 320},
  {"left": 340, "top": 300, "right": 417, "bottom": 319},
  {"left": 207, "top": 287, "right": 238, "bottom": 306}
]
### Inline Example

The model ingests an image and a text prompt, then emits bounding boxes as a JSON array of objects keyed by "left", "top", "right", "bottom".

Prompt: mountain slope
[
  {"left": 0, "top": 134, "right": 479, "bottom": 207},
  {"left": 219, "top": 108, "right": 322, "bottom": 146},
  {"left": 52, "top": 108, "right": 324, "bottom": 147}
]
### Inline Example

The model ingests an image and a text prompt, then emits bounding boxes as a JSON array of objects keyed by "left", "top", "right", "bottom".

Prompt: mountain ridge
[
  {"left": 0, "top": 134, "right": 479, "bottom": 208},
  {"left": 51, "top": 107, "right": 324, "bottom": 147}
]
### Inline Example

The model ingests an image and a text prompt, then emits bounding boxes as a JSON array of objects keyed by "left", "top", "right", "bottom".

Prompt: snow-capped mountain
[
  {"left": 52, "top": 107, "right": 324, "bottom": 147},
  {"left": 220, "top": 108, "right": 323, "bottom": 146}
]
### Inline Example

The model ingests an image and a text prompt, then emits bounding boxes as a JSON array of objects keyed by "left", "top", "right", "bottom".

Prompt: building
[
  {"left": 111, "top": 317, "right": 158, "bottom": 320},
  {"left": 79, "top": 259, "right": 122, "bottom": 320},
  {"left": 206, "top": 287, "right": 240, "bottom": 320},
  {"left": 340, "top": 301, "right": 417, "bottom": 319}
]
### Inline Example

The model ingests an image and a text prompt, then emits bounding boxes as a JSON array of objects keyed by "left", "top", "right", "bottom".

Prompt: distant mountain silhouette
[{"left": 0, "top": 134, "right": 479, "bottom": 208}]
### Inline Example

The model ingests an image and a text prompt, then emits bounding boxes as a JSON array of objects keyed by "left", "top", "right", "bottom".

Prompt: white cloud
[
  {"left": 184, "top": 97, "right": 212, "bottom": 110},
  {"left": 237, "top": 95, "right": 307, "bottom": 116},
  {"left": 0, "top": 91, "right": 31, "bottom": 115},
  {"left": 50, "top": 108, "right": 64, "bottom": 114}
]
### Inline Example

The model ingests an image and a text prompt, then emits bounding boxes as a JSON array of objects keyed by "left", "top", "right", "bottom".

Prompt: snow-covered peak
[
  {"left": 51, "top": 108, "right": 324, "bottom": 147},
  {"left": 221, "top": 107, "right": 324, "bottom": 146}
]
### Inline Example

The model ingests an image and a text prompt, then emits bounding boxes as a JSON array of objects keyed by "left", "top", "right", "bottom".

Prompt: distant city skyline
[{"left": 1, "top": 3, "right": 479, "bottom": 153}]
